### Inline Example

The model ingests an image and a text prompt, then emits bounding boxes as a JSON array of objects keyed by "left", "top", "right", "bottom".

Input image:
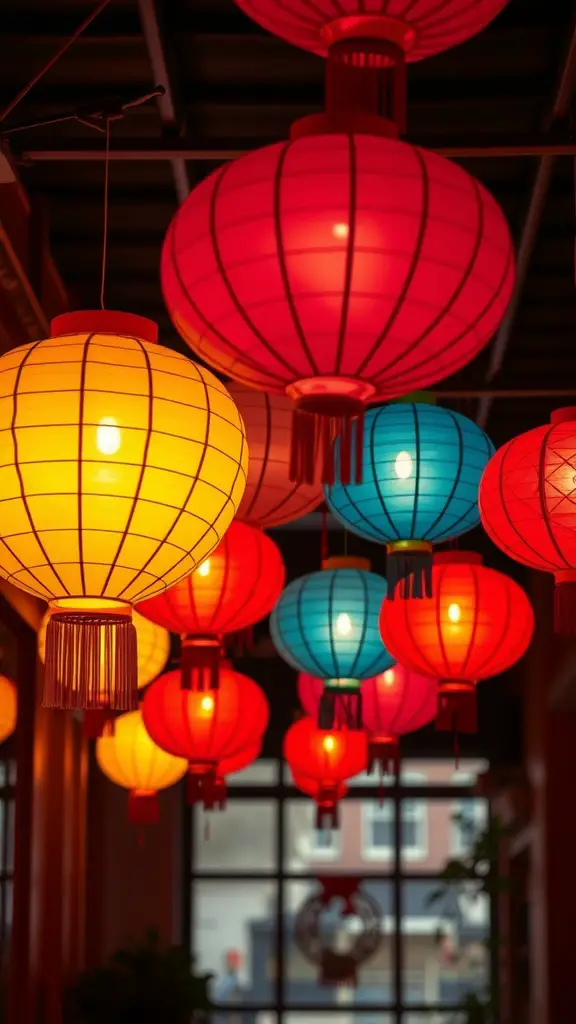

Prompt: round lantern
[
  {"left": 361, "top": 666, "right": 437, "bottom": 775},
  {"left": 142, "top": 665, "right": 269, "bottom": 805},
  {"left": 0, "top": 676, "right": 17, "bottom": 744},
  {"left": 208, "top": 741, "right": 262, "bottom": 811},
  {"left": 0, "top": 310, "right": 247, "bottom": 711},
  {"left": 325, "top": 399, "right": 494, "bottom": 599},
  {"left": 379, "top": 551, "right": 534, "bottom": 737},
  {"left": 229, "top": 383, "right": 324, "bottom": 528},
  {"left": 479, "top": 407, "right": 576, "bottom": 634},
  {"left": 137, "top": 520, "right": 285, "bottom": 689},
  {"left": 271, "top": 556, "right": 393, "bottom": 728},
  {"left": 233, "top": 1, "right": 509, "bottom": 63},
  {"left": 96, "top": 708, "right": 187, "bottom": 825},
  {"left": 284, "top": 716, "right": 367, "bottom": 827},
  {"left": 162, "top": 132, "right": 513, "bottom": 486}
]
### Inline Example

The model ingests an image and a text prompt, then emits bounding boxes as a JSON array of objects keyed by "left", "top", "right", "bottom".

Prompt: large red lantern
[
  {"left": 137, "top": 521, "right": 285, "bottom": 689},
  {"left": 162, "top": 128, "right": 513, "bottom": 485},
  {"left": 142, "top": 665, "right": 269, "bottom": 805},
  {"left": 379, "top": 552, "right": 534, "bottom": 736},
  {"left": 233, "top": 1, "right": 509, "bottom": 63},
  {"left": 229, "top": 384, "right": 323, "bottom": 528},
  {"left": 479, "top": 407, "right": 576, "bottom": 634},
  {"left": 284, "top": 717, "right": 367, "bottom": 826},
  {"left": 361, "top": 666, "right": 437, "bottom": 775}
]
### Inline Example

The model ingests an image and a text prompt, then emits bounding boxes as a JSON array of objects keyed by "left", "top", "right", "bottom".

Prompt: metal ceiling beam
[
  {"left": 137, "top": 0, "right": 189, "bottom": 204},
  {"left": 19, "top": 138, "right": 576, "bottom": 162},
  {"left": 477, "top": 7, "right": 576, "bottom": 429}
]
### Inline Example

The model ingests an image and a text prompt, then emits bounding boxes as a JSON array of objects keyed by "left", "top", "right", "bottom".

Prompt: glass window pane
[
  {"left": 192, "top": 880, "right": 276, "bottom": 1005},
  {"left": 194, "top": 801, "right": 275, "bottom": 873},
  {"left": 229, "top": 759, "right": 279, "bottom": 785},
  {"left": 285, "top": 799, "right": 394, "bottom": 874},
  {"left": 286, "top": 1015, "right": 394, "bottom": 1024},
  {"left": 285, "top": 880, "right": 393, "bottom": 1005},
  {"left": 216, "top": 1013, "right": 277, "bottom": 1024},
  {"left": 400, "top": 760, "right": 489, "bottom": 786},
  {"left": 400, "top": 799, "right": 488, "bottom": 872},
  {"left": 402, "top": 880, "right": 489, "bottom": 1007},
  {"left": 403, "top": 1015, "right": 467, "bottom": 1023}
]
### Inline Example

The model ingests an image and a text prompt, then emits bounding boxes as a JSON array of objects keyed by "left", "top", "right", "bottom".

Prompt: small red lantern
[
  {"left": 379, "top": 552, "right": 534, "bottom": 737},
  {"left": 207, "top": 741, "right": 262, "bottom": 811},
  {"left": 479, "top": 407, "right": 576, "bottom": 633},
  {"left": 230, "top": 384, "right": 323, "bottom": 528},
  {"left": 361, "top": 666, "right": 437, "bottom": 775},
  {"left": 284, "top": 717, "right": 366, "bottom": 827},
  {"left": 137, "top": 521, "right": 285, "bottom": 689},
  {"left": 142, "top": 665, "right": 269, "bottom": 805}
]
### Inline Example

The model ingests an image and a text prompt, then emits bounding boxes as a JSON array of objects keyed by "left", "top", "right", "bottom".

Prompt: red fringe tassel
[
  {"left": 181, "top": 636, "right": 220, "bottom": 691},
  {"left": 44, "top": 611, "right": 138, "bottom": 711}
]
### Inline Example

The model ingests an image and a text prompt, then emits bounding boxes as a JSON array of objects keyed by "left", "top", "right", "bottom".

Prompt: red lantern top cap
[
  {"left": 320, "top": 15, "right": 416, "bottom": 52},
  {"left": 322, "top": 555, "right": 371, "bottom": 572},
  {"left": 51, "top": 310, "right": 159, "bottom": 345},
  {"left": 550, "top": 407, "right": 576, "bottom": 425},
  {"left": 433, "top": 551, "right": 482, "bottom": 566}
]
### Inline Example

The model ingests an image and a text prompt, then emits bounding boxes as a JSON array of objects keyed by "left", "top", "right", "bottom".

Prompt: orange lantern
[
  {"left": 96, "top": 708, "right": 187, "bottom": 824},
  {"left": 137, "top": 521, "right": 285, "bottom": 689},
  {"left": 0, "top": 311, "right": 247, "bottom": 710},
  {"left": 0, "top": 676, "right": 17, "bottom": 744}
]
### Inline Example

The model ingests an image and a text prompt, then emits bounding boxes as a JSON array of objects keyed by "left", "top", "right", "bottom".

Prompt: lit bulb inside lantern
[
  {"left": 333, "top": 222, "right": 349, "bottom": 240},
  {"left": 383, "top": 669, "right": 396, "bottom": 687},
  {"left": 96, "top": 417, "right": 121, "bottom": 456},
  {"left": 323, "top": 735, "right": 336, "bottom": 752},
  {"left": 335, "top": 612, "right": 352, "bottom": 637},
  {"left": 200, "top": 695, "right": 214, "bottom": 713},
  {"left": 448, "top": 603, "right": 461, "bottom": 624},
  {"left": 394, "top": 451, "right": 413, "bottom": 480},
  {"left": 197, "top": 559, "right": 211, "bottom": 577}
]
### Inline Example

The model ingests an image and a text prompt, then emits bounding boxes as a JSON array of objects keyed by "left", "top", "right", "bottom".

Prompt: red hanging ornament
[
  {"left": 284, "top": 717, "right": 367, "bottom": 828},
  {"left": 142, "top": 665, "right": 269, "bottom": 807},
  {"left": 137, "top": 521, "right": 285, "bottom": 689},
  {"left": 361, "top": 665, "right": 437, "bottom": 776},
  {"left": 479, "top": 407, "right": 576, "bottom": 634},
  {"left": 206, "top": 742, "right": 263, "bottom": 812},
  {"left": 292, "top": 767, "right": 348, "bottom": 829},
  {"left": 379, "top": 552, "right": 534, "bottom": 742}
]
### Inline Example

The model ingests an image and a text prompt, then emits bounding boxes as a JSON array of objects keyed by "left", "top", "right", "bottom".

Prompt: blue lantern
[
  {"left": 324, "top": 400, "right": 494, "bottom": 600},
  {"left": 270, "top": 556, "right": 394, "bottom": 729}
]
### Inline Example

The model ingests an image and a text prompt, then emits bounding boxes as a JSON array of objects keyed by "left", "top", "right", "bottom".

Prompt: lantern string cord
[
  {"left": 0, "top": 0, "right": 114, "bottom": 125},
  {"left": 100, "top": 117, "right": 111, "bottom": 311}
]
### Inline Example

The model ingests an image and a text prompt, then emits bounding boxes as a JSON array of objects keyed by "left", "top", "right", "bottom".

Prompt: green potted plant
[{"left": 65, "top": 928, "right": 212, "bottom": 1024}]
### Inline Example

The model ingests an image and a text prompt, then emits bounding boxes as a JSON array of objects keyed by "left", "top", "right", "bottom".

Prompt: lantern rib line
[
  {"left": 297, "top": 577, "right": 328, "bottom": 678},
  {"left": 0, "top": 472, "right": 241, "bottom": 501},
  {"left": 362, "top": 170, "right": 485, "bottom": 381},
  {"left": 207, "top": 530, "right": 231, "bottom": 632},
  {"left": 334, "top": 133, "right": 358, "bottom": 376},
  {"left": 185, "top": 570, "right": 201, "bottom": 634},
  {"left": 422, "top": 409, "right": 466, "bottom": 540},
  {"left": 486, "top": 440, "right": 556, "bottom": 571},
  {"left": 76, "top": 333, "right": 91, "bottom": 596},
  {"left": 167, "top": 216, "right": 288, "bottom": 389},
  {"left": 365, "top": 405, "right": 401, "bottom": 540},
  {"left": 9, "top": 338, "right": 71, "bottom": 599},
  {"left": 349, "top": 569, "right": 369, "bottom": 681},
  {"left": 471, "top": 573, "right": 512, "bottom": 679},
  {"left": 242, "top": 392, "right": 272, "bottom": 520},
  {"left": 410, "top": 403, "right": 421, "bottom": 539},
  {"left": 537, "top": 425, "right": 572, "bottom": 569},
  {"left": 209, "top": 162, "right": 303, "bottom": 380},
  {"left": 435, "top": 563, "right": 454, "bottom": 679},
  {"left": 327, "top": 568, "right": 340, "bottom": 681},
  {"left": 460, "top": 565, "right": 480, "bottom": 679},
  {"left": 273, "top": 143, "right": 319, "bottom": 376}
]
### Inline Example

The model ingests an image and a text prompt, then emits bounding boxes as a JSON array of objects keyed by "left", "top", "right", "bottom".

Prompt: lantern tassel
[
  {"left": 386, "top": 542, "right": 433, "bottom": 600},
  {"left": 554, "top": 579, "right": 576, "bottom": 634},
  {"left": 181, "top": 635, "right": 220, "bottom": 691},
  {"left": 289, "top": 406, "right": 365, "bottom": 486},
  {"left": 316, "top": 786, "right": 340, "bottom": 830},
  {"left": 128, "top": 791, "right": 159, "bottom": 826},
  {"left": 367, "top": 736, "right": 399, "bottom": 779},
  {"left": 436, "top": 681, "right": 477, "bottom": 735},
  {"left": 44, "top": 609, "right": 138, "bottom": 710},
  {"left": 187, "top": 769, "right": 218, "bottom": 806},
  {"left": 83, "top": 709, "right": 116, "bottom": 740},
  {"left": 318, "top": 689, "right": 363, "bottom": 730},
  {"left": 202, "top": 776, "right": 227, "bottom": 812}
]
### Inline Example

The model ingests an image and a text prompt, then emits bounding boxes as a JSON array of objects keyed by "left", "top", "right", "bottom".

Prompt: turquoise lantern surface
[
  {"left": 324, "top": 401, "right": 494, "bottom": 600},
  {"left": 270, "top": 556, "right": 394, "bottom": 729}
]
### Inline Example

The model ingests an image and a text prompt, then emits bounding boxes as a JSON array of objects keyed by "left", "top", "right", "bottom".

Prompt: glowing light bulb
[
  {"left": 394, "top": 451, "right": 413, "bottom": 480},
  {"left": 448, "top": 603, "right": 461, "bottom": 624},
  {"left": 335, "top": 612, "right": 352, "bottom": 637},
  {"left": 200, "top": 695, "right": 214, "bottom": 713},
  {"left": 197, "top": 559, "right": 211, "bottom": 577},
  {"left": 96, "top": 416, "right": 121, "bottom": 456},
  {"left": 383, "top": 669, "right": 396, "bottom": 687},
  {"left": 333, "top": 222, "right": 349, "bottom": 239},
  {"left": 323, "top": 735, "right": 336, "bottom": 752}
]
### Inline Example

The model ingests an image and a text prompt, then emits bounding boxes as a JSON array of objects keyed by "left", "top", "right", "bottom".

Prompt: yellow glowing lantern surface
[
  {"left": 0, "top": 676, "right": 16, "bottom": 744},
  {"left": 0, "top": 310, "right": 248, "bottom": 709}
]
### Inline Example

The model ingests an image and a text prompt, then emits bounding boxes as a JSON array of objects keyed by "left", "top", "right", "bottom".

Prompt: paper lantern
[
  {"left": 208, "top": 741, "right": 262, "bottom": 811},
  {"left": 142, "top": 665, "right": 269, "bottom": 805},
  {"left": 379, "top": 552, "right": 534, "bottom": 736},
  {"left": 271, "top": 556, "right": 393, "bottom": 728},
  {"left": 0, "top": 676, "right": 17, "bottom": 744},
  {"left": 361, "top": 666, "right": 437, "bottom": 774},
  {"left": 284, "top": 716, "right": 366, "bottom": 827},
  {"left": 162, "top": 130, "right": 513, "bottom": 485},
  {"left": 228, "top": 383, "right": 323, "bottom": 528},
  {"left": 479, "top": 407, "right": 576, "bottom": 633},
  {"left": 0, "top": 310, "right": 247, "bottom": 711},
  {"left": 325, "top": 399, "right": 494, "bottom": 598},
  {"left": 96, "top": 708, "right": 187, "bottom": 825},
  {"left": 137, "top": 521, "right": 285, "bottom": 689},
  {"left": 233, "top": 1, "right": 509, "bottom": 63}
]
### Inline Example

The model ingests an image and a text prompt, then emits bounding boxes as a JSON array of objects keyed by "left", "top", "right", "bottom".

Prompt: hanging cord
[
  {"left": 0, "top": 0, "right": 114, "bottom": 125},
  {"left": 100, "top": 118, "right": 112, "bottom": 310},
  {"left": 321, "top": 505, "right": 328, "bottom": 563}
]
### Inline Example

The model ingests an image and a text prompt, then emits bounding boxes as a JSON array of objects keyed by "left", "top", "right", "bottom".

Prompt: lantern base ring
[{"left": 386, "top": 540, "right": 433, "bottom": 600}]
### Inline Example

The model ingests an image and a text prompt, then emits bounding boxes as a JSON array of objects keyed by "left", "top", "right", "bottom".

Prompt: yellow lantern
[
  {"left": 96, "top": 707, "right": 187, "bottom": 824},
  {"left": 0, "top": 311, "right": 248, "bottom": 710},
  {"left": 0, "top": 676, "right": 16, "bottom": 744}
]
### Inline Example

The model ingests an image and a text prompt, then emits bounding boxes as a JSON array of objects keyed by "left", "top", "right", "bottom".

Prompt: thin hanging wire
[{"left": 100, "top": 118, "right": 111, "bottom": 310}]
